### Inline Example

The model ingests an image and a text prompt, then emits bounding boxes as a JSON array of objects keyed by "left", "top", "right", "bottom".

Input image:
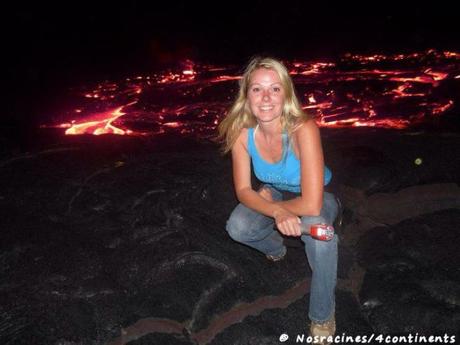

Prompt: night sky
[{"left": 3, "top": 1, "right": 460, "bottom": 131}]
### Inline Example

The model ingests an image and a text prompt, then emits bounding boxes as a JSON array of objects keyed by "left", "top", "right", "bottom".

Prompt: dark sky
[
  {"left": 6, "top": 1, "right": 460, "bottom": 70},
  {"left": 3, "top": 1, "right": 460, "bottom": 127}
]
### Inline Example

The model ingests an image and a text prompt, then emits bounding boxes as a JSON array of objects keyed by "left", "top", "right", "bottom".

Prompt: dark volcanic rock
[
  {"left": 323, "top": 128, "right": 460, "bottom": 196},
  {"left": 357, "top": 209, "right": 460, "bottom": 335},
  {"left": 328, "top": 145, "right": 400, "bottom": 195},
  {"left": 0, "top": 138, "right": 308, "bottom": 344},
  {"left": 1, "top": 128, "right": 459, "bottom": 344}
]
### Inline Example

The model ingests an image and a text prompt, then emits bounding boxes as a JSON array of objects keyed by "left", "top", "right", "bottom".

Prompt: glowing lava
[
  {"left": 43, "top": 50, "right": 460, "bottom": 137},
  {"left": 64, "top": 104, "right": 135, "bottom": 135}
]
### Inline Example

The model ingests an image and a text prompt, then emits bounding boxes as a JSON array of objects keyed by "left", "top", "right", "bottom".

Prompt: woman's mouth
[{"left": 259, "top": 106, "right": 274, "bottom": 111}]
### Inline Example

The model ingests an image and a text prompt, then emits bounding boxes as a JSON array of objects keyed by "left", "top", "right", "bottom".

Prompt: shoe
[
  {"left": 309, "top": 312, "right": 336, "bottom": 345},
  {"left": 265, "top": 247, "right": 287, "bottom": 262}
]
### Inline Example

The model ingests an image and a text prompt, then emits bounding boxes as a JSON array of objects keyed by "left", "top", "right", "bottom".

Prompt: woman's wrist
[{"left": 272, "top": 205, "right": 284, "bottom": 218}]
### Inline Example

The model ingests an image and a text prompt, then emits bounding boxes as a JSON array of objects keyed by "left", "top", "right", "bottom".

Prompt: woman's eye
[
  {"left": 252, "top": 87, "right": 260, "bottom": 93},
  {"left": 272, "top": 87, "right": 281, "bottom": 92}
]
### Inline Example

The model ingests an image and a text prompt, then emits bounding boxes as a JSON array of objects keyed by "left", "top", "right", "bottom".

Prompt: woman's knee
[
  {"left": 226, "top": 204, "right": 274, "bottom": 242},
  {"left": 300, "top": 215, "right": 327, "bottom": 227},
  {"left": 225, "top": 205, "right": 267, "bottom": 242},
  {"left": 322, "top": 192, "right": 339, "bottom": 224},
  {"left": 226, "top": 212, "right": 248, "bottom": 242}
]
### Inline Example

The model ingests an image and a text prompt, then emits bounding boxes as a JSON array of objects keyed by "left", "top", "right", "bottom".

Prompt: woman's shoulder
[
  {"left": 234, "top": 127, "right": 250, "bottom": 151},
  {"left": 293, "top": 118, "right": 319, "bottom": 138},
  {"left": 238, "top": 127, "right": 250, "bottom": 140}
]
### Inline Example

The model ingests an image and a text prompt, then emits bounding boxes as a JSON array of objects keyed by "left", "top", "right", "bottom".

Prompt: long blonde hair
[{"left": 217, "top": 56, "right": 310, "bottom": 154}]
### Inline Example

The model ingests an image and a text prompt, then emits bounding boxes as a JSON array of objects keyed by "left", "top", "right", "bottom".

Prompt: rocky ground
[{"left": 1, "top": 122, "right": 460, "bottom": 345}]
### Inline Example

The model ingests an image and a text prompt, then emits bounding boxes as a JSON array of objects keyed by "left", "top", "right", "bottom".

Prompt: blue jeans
[{"left": 225, "top": 186, "right": 339, "bottom": 323}]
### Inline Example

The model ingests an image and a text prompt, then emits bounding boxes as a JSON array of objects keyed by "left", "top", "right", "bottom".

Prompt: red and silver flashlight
[{"left": 300, "top": 223, "right": 335, "bottom": 241}]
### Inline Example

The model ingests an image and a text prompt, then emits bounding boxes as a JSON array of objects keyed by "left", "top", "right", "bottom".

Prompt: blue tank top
[{"left": 247, "top": 127, "right": 332, "bottom": 193}]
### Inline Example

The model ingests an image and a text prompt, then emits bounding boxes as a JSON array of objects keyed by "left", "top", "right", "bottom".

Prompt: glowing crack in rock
[{"left": 42, "top": 50, "right": 460, "bottom": 137}]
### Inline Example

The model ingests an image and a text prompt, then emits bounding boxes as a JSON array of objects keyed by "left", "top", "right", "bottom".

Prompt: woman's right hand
[{"left": 273, "top": 208, "right": 302, "bottom": 237}]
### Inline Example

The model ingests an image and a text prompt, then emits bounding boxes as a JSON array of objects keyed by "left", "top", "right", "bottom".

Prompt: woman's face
[{"left": 247, "top": 68, "right": 285, "bottom": 125}]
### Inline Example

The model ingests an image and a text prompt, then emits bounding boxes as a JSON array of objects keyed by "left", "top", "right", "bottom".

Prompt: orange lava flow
[
  {"left": 42, "top": 50, "right": 460, "bottom": 137},
  {"left": 64, "top": 103, "right": 136, "bottom": 135}
]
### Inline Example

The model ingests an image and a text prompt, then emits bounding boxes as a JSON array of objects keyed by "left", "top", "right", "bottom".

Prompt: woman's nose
[{"left": 262, "top": 89, "right": 271, "bottom": 100}]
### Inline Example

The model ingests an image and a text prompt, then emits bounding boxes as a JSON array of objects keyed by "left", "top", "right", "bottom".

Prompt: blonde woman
[{"left": 218, "top": 57, "right": 338, "bottom": 343}]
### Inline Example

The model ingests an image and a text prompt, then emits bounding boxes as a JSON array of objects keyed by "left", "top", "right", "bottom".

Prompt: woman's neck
[{"left": 256, "top": 121, "right": 282, "bottom": 141}]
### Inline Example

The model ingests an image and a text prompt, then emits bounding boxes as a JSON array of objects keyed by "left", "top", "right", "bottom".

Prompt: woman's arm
[{"left": 275, "top": 119, "right": 324, "bottom": 216}]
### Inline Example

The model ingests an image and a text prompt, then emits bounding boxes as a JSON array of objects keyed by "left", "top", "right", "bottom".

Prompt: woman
[{"left": 218, "top": 57, "right": 338, "bottom": 343}]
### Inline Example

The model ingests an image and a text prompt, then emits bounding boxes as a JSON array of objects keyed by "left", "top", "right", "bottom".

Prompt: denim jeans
[{"left": 225, "top": 185, "right": 339, "bottom": 323}]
